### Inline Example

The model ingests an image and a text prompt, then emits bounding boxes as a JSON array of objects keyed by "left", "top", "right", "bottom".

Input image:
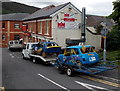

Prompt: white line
[
  {"left": 38, "top": 73, "right": 70, "bottom": 91},
  {"left": 9, "top": 53, "right": 15, "bottom": 58},
  {"left": 94, "top": 75, "right": 120, "bottom": 82},
  {"left": 75, "top": 81, "right": 111, "bottom": 91},
  {"left": 12, "top": 53, "right": 23, "bottom": 59}
]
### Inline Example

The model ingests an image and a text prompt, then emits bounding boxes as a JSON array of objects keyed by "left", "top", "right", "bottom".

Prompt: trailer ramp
[{"left": 74, "top": 64, "right": 118, "bottom": 75}]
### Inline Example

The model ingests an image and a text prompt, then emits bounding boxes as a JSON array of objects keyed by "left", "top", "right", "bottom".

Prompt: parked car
[{"left": 8, "top": 40, "right": 23, "bottom": 51}]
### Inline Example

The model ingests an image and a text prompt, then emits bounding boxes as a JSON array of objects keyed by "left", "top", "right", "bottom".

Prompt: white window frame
[
  {"left": 14, "top": 23, "right": 20, "bottom": 29},
  {"left": 38, "top": 21, "right": 42, "bottom": 34},
  {"left": 45, "top": 21, "right": 49, "bottom": 35}
]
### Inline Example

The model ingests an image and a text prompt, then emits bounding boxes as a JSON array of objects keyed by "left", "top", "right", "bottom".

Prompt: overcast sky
[{"left": 9, "top": 0, "right": 116, "bottom": 16}]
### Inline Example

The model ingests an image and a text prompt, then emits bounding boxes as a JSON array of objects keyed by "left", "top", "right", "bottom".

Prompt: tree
[
  {"left": 106, "top": 0, "right": 120, "bottom": 50},
  {"left": 107, "top": 27, "right": 120, "bottom": 50},
  {"left": 109, "top": 0, "right": 120, "bottom": 30}
]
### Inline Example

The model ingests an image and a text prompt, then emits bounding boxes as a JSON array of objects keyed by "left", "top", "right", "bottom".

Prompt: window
[
  {"left": 14, "top": 35, "right": 20, "bottom": 40},
  {"left": 80, "top": 47, "right": 94, "bottom": 54},
  {"left": 45, "top": 21, "right": 50, "bottom": 35},
  {"left": 46, "top": 42, "right": 58, "bottom": 47},
  {"left": 2, "top": 23, "right": 5, "bottom": 29},
  {"left": 38, "top": 21, "right": 42, "bottom": 34},
  {"left": 14, "top": 23, "right": 20, "bottom": 29},
  {"left": 2, "top": 35, "right": 5, "bottom": 41},
  {"left": 64, "top": 48, "right": 79, "bottom": 56}
]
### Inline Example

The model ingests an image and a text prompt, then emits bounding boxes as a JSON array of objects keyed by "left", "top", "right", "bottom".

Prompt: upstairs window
[
  {"left": 2, "top": 23, "right": 5, "bottom": 29},
  {"left": 38, "top": 21, "right": 42, "bottom": 34},
  {"left": 14, "top": 23, "right": 20, "bottom": 29},
  {"left": 45, "top": 21, "right": 50, "bottom": 35}
]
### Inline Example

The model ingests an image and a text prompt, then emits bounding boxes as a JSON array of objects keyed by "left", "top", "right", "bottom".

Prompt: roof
[
  {"left": 86, "top": 15, "right": 114, "bottom": 29},
  {"left": 23, "top": 2, "right": 80, "bottom": 21},
  {"left": 0, "top": 13, "right": 29, "bottom": 21},
  {"left": 86, "top": 27, "right": 97, "bottom": 34},
  {"left": 67, "top": 45, "right": 92, "bottom": 49}
]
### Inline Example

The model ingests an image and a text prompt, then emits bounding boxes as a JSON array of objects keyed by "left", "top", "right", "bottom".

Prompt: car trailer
[{"left": 55, "top": 59, "right": 118, "bottom": 76}]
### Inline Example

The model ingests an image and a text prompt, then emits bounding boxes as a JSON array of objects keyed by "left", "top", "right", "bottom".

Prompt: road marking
[
  {"left": 94, "top": 75, "right": 120, "bottom": 82},
  {"left": 80, "top": 75, "right": 120, "bottom": 88},
  {"left": 38, "top": 74, "right": 70, "bottom": 91},
  {"left": 9, "top": 53, "right": 22, "bottom": 59},
  {"left": 9, "top": 53, "right": 15, "bottom": 58},
  {"left": 0, "top": 87, "right": 5, "bottom": 91},
  {"left": 75, "top": 81, "right": 110, "bottom": 91}
]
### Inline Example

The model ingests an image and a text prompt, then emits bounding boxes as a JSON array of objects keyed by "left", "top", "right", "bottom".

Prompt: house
[
  {"left": 86, "top": 15, "right": 114, "bottom": 49},
  {"left": 22, "top": 2, "right": 102, "bottom": 49},
  {"left": 0, "top": 13, "right": 29, "bottom": 47}
]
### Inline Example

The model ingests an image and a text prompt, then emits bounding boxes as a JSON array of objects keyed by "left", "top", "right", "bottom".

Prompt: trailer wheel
[
  {"left": 66, "top": 67, "right": 74, "bottom": 77},
  {"left": 58, "top": 65, "right": 64, "bottom": 74}
]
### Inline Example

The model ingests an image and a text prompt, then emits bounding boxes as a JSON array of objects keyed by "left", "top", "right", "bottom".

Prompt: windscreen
[
  {"left": 80, "top": 47, "right": 95, "bottom": 54},
  {"left": 47, "top": 43, "right": 58, "bottom": 47}
]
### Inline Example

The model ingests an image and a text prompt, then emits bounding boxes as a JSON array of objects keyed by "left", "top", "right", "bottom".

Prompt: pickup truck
[
  {"left": 55, "top": 45, "right": 117, "bottom": 76},
  {"left": 22, "top": 41, "right": 61, "bottom": 64},
  {"left": 8, "top": 40, "right": 23, "bottom": 51}
]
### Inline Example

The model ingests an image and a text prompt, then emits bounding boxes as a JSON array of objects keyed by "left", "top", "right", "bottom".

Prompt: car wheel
[
  {"left": 22, "top": 54, "right": 26, "bottom": 60},
  {"left": 32, "top": 58, "right": 36, "bottom": 63},
  {"left": 42, "top": 51, "right": 47, "bottom": 58},
  {"left": 66, "top": 67, "right": 74, "bottom": 77},
  {"left": 58, "top": 65, "right": 64, "bottom": 74}
]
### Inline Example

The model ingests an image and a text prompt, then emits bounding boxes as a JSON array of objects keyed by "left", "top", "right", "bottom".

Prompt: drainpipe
[
  {"left": 81, "top": 7, "right": 86, "bottom": 42},
  {"left": 35, "top": 20, "right": 38, "bottom": 42}
]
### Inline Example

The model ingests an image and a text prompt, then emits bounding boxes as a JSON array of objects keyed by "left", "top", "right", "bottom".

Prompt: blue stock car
[
  {"left": 33, "top": 41, "right": 61, "bottom": 57},
  {"left": 56, "top": 45, "right": 117, "bottom": 76}
]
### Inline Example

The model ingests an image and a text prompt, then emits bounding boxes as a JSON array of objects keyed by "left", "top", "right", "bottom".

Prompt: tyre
[
  {"left": 42, "top": 51, "right": 47, "bottom": 58},
  {"left": 58, "top": 65, "right": 64, "bottom": 74},
  {"left": 32, "top": 57, "right": 36, "bottom": 63},
  {"left": 66, "top": 67, "right": 74, "bottom": 77},
  {"left": 22, "top": 54, "right": 27, "bottom": 60}
]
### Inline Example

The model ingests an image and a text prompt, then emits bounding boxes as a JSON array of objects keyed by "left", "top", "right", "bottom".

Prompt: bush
[{"left": 106, "top": 28, "right": 120, "bottom": 50}]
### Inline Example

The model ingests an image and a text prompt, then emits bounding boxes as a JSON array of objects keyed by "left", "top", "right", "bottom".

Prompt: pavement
[{"left": 1, "top": 48, "right": 120, "bottom": 90}]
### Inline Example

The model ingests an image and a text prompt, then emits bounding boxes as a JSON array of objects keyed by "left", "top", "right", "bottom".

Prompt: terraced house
[
  {"left": 0, "top": 13, "right": 29, "bottom": 47},
  {"left": 22, "top": 2, "right": 102, "bottom": 49},
  {"left": 22, "top": 2, "right": 103, "bottom": 49}
]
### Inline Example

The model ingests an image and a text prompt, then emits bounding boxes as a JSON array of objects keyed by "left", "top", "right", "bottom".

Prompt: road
[{"left": 2, "top": 48, "right": 120, "bottom": 90}]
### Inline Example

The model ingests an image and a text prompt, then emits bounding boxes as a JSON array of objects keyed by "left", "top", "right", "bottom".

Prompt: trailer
[
  {"left": 55, "top": 45, "right": 118, "bottom": 76},
  {"left": 29, "top": 53, "right": 57, "bottom": 64}
]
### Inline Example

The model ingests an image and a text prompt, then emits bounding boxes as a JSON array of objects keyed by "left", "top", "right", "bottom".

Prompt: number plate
[{"left": 89, "top": 57, "right": 96, "bottom": 61}]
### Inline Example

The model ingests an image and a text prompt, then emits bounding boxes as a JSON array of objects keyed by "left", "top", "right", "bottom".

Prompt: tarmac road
[{"left": 2, "top": 48, "right": 120, "bottom": 90}]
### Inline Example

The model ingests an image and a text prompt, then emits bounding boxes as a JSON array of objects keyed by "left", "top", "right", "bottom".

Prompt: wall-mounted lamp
[{"left": 68, "top": 7, "right": 72, "bottom": 11}]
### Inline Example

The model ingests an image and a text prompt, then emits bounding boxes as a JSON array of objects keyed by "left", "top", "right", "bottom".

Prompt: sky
[{"left": 6, "top": 0, "right": 116, "bottom": 16}]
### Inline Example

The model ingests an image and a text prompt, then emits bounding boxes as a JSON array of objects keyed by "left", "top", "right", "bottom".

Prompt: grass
[{"left": 97, "top": 50, "right": 120, "bottom": 66}]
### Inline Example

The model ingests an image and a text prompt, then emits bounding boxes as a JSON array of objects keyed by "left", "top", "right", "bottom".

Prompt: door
[{"left": 63, "top": 48, "right": 78, "bottom": 65}]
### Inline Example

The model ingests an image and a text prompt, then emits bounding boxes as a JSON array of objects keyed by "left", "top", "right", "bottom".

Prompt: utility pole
[
  {"left": 101, "top": 22, "right": 108, "bottom": 63},
  {"left": 81, "top": 7, "right": 86, "bottom": 44}
]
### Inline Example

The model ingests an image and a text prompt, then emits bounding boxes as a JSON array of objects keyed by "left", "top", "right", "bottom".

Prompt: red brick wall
[
  {"left": 23, "top": 18, "right": 52, "bottom": 43},
  {"left": 0, "top": 21, "right": 23, "bottom": 48}
]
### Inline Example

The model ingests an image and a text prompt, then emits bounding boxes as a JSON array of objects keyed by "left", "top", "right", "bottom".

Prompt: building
[
  {"left": 0, "top": 13, "right": 29, "bottom": 47},
  {"left": 22, "top": 2, "right": 102, "bottom": 49},
  {"left": 86, "top": 15, "right": 114, "bottom": 49}
]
